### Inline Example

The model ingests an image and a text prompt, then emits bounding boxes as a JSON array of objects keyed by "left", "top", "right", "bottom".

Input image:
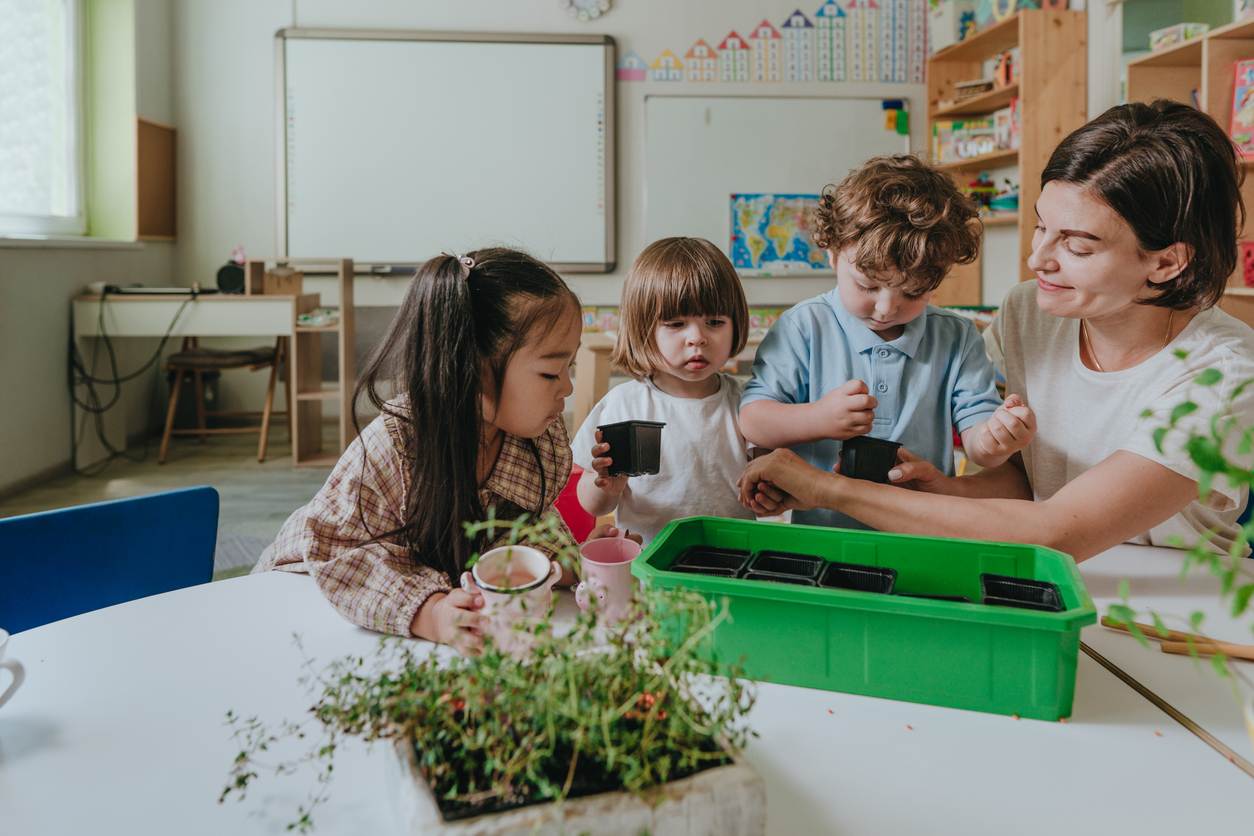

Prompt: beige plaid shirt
[{"left": 253, "top": 396, "right": 575, "bottom": 636}]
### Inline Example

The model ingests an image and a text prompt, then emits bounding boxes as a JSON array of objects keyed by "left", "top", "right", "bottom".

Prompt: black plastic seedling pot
[
  {"left": 747, "top": 550, "right": 824, "bottom": 580},
  {"left": 598, "top": 420, "right": 666, "bottom": 477},
  {"left": 673, "top": 546, "right": 752, "bottom": 576},
  {"left": 818, "top": 561, "right": 897, "bottom": 594},
  {"left": 979, "top": 574, "right": 1064, "bottom": 612},
  {"left": 743, "top": 571, "right": 817, "bottom": 586},
  {"left": 840, "top": 436, "right": 903, "bottom": 483}
]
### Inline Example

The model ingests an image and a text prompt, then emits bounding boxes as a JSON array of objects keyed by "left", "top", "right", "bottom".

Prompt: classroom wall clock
[{"left": 559, "top": 0, "right": 611, "bottom": 22}]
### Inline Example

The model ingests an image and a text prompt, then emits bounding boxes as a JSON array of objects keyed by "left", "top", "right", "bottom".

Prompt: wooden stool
[{"left": 159, "top": 336, "right": 291, "bottom": 464}]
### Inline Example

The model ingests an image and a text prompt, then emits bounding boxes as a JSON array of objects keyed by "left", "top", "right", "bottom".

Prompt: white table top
[
  {"left": 2, "top": 547, "right": 1250, "bottom": 836},
  {"left": 1078, "top": 544, "right": 1254, "bottom": 759}
]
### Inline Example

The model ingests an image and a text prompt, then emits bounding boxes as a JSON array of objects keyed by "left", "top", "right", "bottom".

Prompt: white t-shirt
[
  {"left": 571, "top": 373, "right": 756, "bottom": 544},
  {"left": 986, "top": 281, "right": 1254, "bottom": 554}
]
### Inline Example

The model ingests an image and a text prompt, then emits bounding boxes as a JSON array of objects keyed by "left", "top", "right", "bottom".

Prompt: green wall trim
[{"left": 87, "top": 0, "right": 136, "bottom": 240}]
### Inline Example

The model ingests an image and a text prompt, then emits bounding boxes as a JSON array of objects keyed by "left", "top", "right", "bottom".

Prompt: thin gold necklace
[{"left": 1080, "top": 308, "right": 1174, "bottom": 373}]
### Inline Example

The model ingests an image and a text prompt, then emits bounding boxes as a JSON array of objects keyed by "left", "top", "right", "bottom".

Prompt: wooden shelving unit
[
  {"left": 244, "top": 257, "right": 356, "bottom": 467},
  {"left": 1126, "top": 17, "right": 1254, "bottom": 327},
  {"left": 927, "top": 10, "right": 1088, "bottom": 305}
]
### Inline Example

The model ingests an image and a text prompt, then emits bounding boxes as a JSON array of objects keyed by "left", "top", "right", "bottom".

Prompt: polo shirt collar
[{"left": 824, "top": 288, "right": 929, "bottom": 359}]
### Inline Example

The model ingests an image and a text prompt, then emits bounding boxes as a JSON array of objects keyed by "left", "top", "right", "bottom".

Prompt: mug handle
[
  {"left": 0, "top": 658, "right": 25, "bottom": 709},
  {"left": 542, "top": 560, "right": 562, "bottom": 593},
  {"left": 460, "top": 572, "right": 482, "bottom": 595}
]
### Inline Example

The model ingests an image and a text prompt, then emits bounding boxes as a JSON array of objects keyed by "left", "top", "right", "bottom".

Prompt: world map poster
[{"left": 729, "top": 193, "right": 831, "bottom": 275}]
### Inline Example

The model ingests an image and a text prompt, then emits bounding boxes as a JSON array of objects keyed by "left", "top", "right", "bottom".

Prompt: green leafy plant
[
  {"left": 219, "top": 514, "right": 755, "bottom": 831},
  {"left": 1107, "top": 353, "right": 1254, "bottom": 693}
]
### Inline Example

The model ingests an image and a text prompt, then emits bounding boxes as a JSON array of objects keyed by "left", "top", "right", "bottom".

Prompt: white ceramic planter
[{"left": 388, "top": 738, "right": 766, "bottom": 836}]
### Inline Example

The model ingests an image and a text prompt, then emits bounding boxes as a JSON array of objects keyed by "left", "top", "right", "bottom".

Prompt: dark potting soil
[{"left": 425, "top": 736, "right": 728, "bottom": 822}]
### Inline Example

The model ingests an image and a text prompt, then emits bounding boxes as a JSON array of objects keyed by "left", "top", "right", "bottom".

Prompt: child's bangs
[{"left": 649, "top": 261, "right": 741, "bottom": 321}]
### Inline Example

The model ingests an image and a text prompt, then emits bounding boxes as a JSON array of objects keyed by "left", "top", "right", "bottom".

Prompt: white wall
[
  {"left": 0, "top": 0, "right": 176, "bottom": 495},
  {"left": 171, "top": 0, "right": 929, "bottom": 308}
]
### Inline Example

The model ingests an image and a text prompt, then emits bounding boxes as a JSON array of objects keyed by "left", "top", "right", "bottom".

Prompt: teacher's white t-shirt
[
  {"left": 985, "top": 281, "right": 1254, "bottom": 554},
  {"left": 571, "top": 374, "right": 756, "bottom": 545}
]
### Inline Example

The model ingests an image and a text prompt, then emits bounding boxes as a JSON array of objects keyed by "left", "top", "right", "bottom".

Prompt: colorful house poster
[
  {"left": 685, "top": 39, "right": 717, "bottom": 82},
  {"left": 718, "top": 31, "right": 751, "bottom": 82},
  {"left": 750, "top": 20, "right": 783, "bottom": 82},
  {"left": 815, "top": 1, "right": 847, "bottom": 82},
  {"left": 782, "top": 9, "right": 816, "bottom": 82},
  {"left": 616, "top": 50, "right": 646, "bottom": 81},
  {"left": 650, "top": 50, "right": 683, "bottom": 82},
  {"left": 847, "top": 0, "right": 880, "bottom": 82}
]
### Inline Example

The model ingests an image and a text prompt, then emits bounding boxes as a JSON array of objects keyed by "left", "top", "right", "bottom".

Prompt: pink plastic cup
[{"left": 575, "top": 532, "right": 642, "bottom": 624}]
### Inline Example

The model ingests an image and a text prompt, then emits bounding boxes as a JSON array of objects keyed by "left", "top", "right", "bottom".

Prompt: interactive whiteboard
[
  {"left": 277, "top": 30, "right": 615, "bottom": 271},
  {"left": 644, "top": 96, "right": 909, "bottom": 275}
]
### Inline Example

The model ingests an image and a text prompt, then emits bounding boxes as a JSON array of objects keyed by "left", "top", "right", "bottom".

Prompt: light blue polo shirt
[{"left": 741, "top": 288, "right": 1002, "bottom": 530}]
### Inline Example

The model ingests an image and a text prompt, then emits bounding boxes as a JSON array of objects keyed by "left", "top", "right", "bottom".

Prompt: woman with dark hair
[{"left": 740, "top": 101, "right": 1254, "bottom": 560}]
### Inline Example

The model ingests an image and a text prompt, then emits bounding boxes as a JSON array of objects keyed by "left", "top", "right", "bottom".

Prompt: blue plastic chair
[{"left": 0, "top": 486, "right": 219, "bottom": 633}]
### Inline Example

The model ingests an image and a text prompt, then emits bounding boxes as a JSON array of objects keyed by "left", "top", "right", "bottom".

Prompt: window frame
[{"left": 0, "top": 0, "right": 88, "bottom": 237}]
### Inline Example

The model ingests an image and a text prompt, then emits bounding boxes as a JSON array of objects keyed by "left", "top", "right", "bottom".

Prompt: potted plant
[
  {"left": 220, "top": 514, "right": 764, "bottom": 835},
  {"left": 1106, "top": 358, "right": 1254, "bottom": 754}
]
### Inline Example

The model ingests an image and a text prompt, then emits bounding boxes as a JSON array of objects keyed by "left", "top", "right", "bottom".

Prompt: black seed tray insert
[
  {"left": 747, "top": 550, "right": 824, "bottom": 579},
  {"left": 672, "top": 565, "right": 739, "bottom": 578},
  {"left": 742, "top": 571, "right": 818, "bottom": 586},
  {"left": 673, "top": 546, "right": 753, "bottom": 575},
  {"left": 979, "top": 574, "right": 1064, "bottom": 613},
  {"left": 896, "top": 593, "right": 973, "bottom": 604},
  {"left": 818, "top": 561, "right": 897, "bottom": 594}
]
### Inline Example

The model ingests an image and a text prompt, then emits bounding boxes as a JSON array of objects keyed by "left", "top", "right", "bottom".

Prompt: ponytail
[{"left": 353, "top": 248, "right": 577, "bottom": 578}]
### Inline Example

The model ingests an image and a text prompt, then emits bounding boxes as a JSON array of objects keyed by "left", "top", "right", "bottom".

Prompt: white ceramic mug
[
  {"left": 460, "top": 545, "right": 561, "bottom": 656},
  {"left": 0, "top": 629, "right": 25, "bottom": 709}
]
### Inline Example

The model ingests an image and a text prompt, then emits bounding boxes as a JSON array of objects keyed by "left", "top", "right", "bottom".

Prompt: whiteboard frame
[{"left": 273, "top": 28, "right": 617, "bottom": 273}]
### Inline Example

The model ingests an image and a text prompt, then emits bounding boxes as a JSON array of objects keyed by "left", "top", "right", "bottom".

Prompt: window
[{"left": 0, "top": 0, "right": 85, "bottom": 236}]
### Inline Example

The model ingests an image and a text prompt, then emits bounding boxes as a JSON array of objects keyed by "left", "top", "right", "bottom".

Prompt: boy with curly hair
[{"left": 740, "top": 154, "right": 1035, "bottom": 530}]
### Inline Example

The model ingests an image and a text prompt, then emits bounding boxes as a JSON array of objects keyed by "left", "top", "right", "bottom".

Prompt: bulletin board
[
  {"left": 276, "top": 29, "right": 615, "bottom": 272},
  {"left": 644, "top": 95, "right": 910, "bottom": 275}
]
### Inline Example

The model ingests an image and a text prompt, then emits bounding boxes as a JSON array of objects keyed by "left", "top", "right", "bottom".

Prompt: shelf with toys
[
  {"left": 927, "top": 8, "right": 1088, "bottom": 304},
  {"left": 1125, "top": 15, "right": 1254, "bottom": 323}
]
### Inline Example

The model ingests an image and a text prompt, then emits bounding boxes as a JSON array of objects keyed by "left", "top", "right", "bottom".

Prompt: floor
[{"left": 0, "top": 430, "right": 334, "bottom": 581}]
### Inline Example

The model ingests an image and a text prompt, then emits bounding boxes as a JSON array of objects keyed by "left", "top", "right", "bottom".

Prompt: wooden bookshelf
[
  {"left": 243, "top": 257, "right": 356, "bottom": 467},
  {"left": 927, "top": 10, "right": 1088, "bottom": 304},
  {"left": 1126, "top": 17, "right": 1254, "bottom": 323}
]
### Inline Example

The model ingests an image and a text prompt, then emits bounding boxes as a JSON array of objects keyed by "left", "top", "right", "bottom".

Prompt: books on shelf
[{"left": 1230, "top": 59, "right": 1254, "bottom": 158}]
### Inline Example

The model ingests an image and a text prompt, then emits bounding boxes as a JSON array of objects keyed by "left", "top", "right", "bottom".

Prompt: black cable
[{"left": 68, "top": 290, "right": 197, "bottom": 475}]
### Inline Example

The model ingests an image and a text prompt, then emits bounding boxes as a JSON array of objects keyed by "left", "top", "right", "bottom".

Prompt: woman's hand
[
  {"left": 738, "top": 448, "right": 830, "bottom": 514},
  {"left": 410, "top": 589, "right": 486, "bottom": 656},
  {"left": 585, "top": 523, "right": 643, "bottom": 546},
  {"left": 887, "top": 448, "right": 956, "bottom": 495}
]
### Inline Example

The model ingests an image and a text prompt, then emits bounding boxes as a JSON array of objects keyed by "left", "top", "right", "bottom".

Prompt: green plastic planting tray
[{"left": 633, "top": 518, "right": 1097, "bottom": 720}]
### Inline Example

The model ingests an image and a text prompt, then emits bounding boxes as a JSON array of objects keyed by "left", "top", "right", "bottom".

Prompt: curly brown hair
[{"left": 811, "top": 154, "right": 980, "bottom": 291}]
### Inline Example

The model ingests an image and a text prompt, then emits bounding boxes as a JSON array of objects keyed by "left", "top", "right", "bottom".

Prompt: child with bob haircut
[
  {"left": 573, "top": 237, "right": 758, "bottom": 544},
  {"left": 255, "top": 248, "right": 623, "bottom": 654},
  {"left": 740, "top": 154, "right": 1036, "bottom": 530}
]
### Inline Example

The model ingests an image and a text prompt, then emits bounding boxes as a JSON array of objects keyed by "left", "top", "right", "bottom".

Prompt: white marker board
[
  {"left": 278, "top": 30, "right": 614, "bottom": 271},
  {"left": 644, "top": 96, "right": 910, "bottom": 274}
]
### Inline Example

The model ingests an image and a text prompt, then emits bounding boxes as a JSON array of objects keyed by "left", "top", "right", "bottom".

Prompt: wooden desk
[
  {"left": 2, "top": 563, "right": 1249, "bottom": 836},
  {"left": 573, "top": 331, "right": 764, "bottom": 432},
  {"left": 72, "top": 294, "right": 353, "bottom": 467}
]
